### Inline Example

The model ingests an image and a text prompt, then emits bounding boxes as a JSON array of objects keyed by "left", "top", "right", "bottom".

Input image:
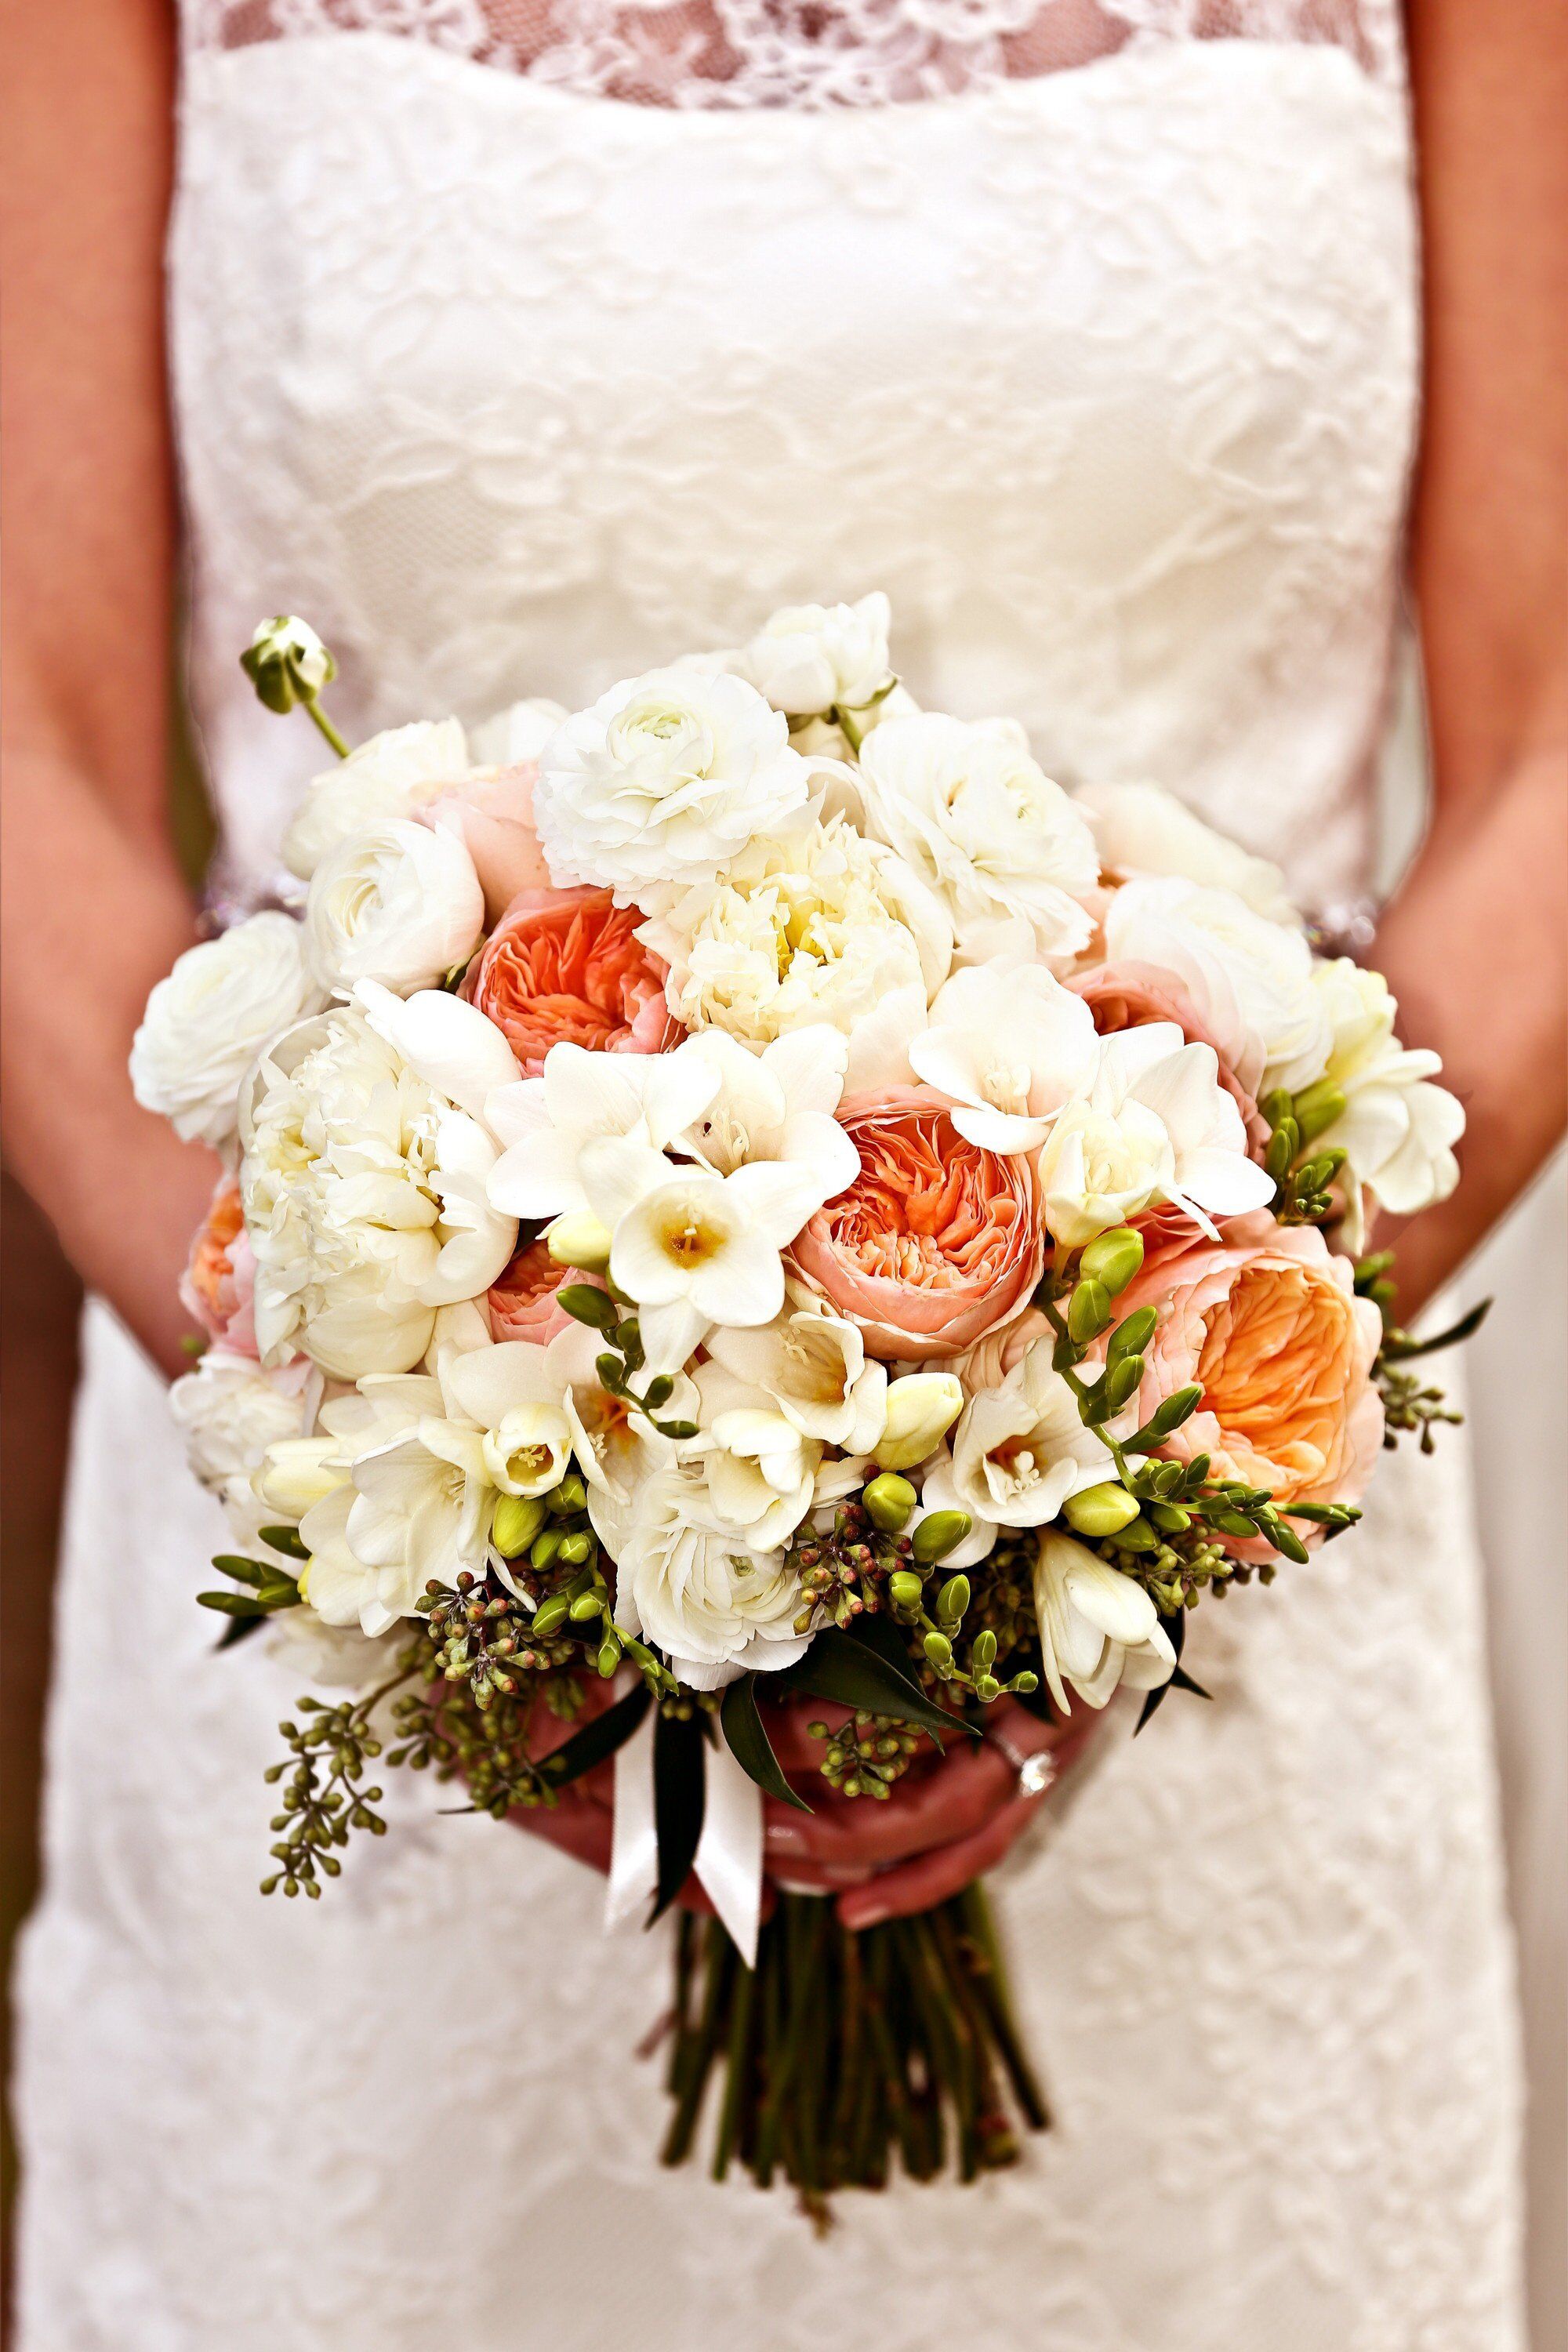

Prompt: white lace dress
[{"left": 14, "top": 5, "right": 1526, "bottom": 2345}]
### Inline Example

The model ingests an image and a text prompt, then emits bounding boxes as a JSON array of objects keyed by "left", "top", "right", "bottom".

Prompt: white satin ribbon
[{"left": 604, "top": 1708, "right": 764, "bottom": 1969}]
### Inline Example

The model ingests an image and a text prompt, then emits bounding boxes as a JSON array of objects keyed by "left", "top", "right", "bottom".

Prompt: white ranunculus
[
  {"left": 908, "top": 961, "right": 1100, "bottom": 1154},
  {"left": 677, "top": 1027, "right": 861, "bottom": 1219},
  {"left": 169, "top": 1352, "right": 313, "bottom": 1491},
  {"left": 1311, "top": 960, "right": 1465, "bottom": 1235},
  {"left": 282, "top": 719, "right": 470, "bottom": 880},
  {"left": 855, "top": 713, "right": 1099, "bottom": 967},
  {"left": 708, "top": 1305, "right": 887, "bottom": 1451},
  {"left": 742, "top": 592, "right": 892, "bottom": 719},
  {"left": 595, "top": 1453, "right": 811, "bottom": 1690},
  {"left": 637, "top": 815, "right": 950, "bottom": 1063},
  {"left": 927, "top": 1344, "right": 1105, "bottom": 1564},
  {"left": 131, "top": 912, "right": 321, "bottom": 1150},
  {"left": 1032, "top": 1530, "right": 1177, "bottom": 1713},
  {"left": 1075, "top": 782, "right": 1298, "bottom": 925},
  {"left": 532, "top": 668, "right": 813, "bottom": 900},
  {"left": 486, "top": 1039, "right": 721, "bottom": 1223},
  {"left": 467, "top": 697, "right": 568, "bottom": 767},
  {"left": 1036, "top": 1022, "right": 1275, "bottom": 1247},
  {"left": 305, "top": 816, "right": 485, "bottom": 998},
  {"left": 1102, "top": 876, "right": 1330, "bottom": 1096},
  {"left": 238, "top": 1005, "right": 517, "bottom": 1380}
]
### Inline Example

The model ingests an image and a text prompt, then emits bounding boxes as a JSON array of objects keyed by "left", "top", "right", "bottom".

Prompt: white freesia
[
  {"left": 855, "top": 713, "right": 1099, "bottom": 967},
  {"left": 467, "top": 696, "right": 568, "bottom": 767},
  {"left": 546, "top": 1319, "right": 688, "bottom": 1500},
  {"left": 282, "top": 719, "right": 470, "bottom": 880},
  {"left": 486, "top": 1039, "right": 720, "bottom": 1222},
  {"left": 694, "top": 1363, "right": 819, "bottom": 1548},
  {"left": 742, "top": 592, "right": 891, "bottom": 718},
  {"left": 532, "top": 667, "right": 812, "bottom": 900},
  {"left": 130, "top": 912, "right": 320, "bottom": 1150},
  {"left": 1310, "top": 960, "right": 1465, "bottom": 1238},
  {"left": 708, "top": 1305, "right": 887, "bottom": 1451},
  {"left": 263, "top": 1608, "right": 395, "bottom": 1693},
  {"left": 1075, "top": 781, "right": 1298, "bottom": 925},
  {"left": 595, "top": 1454, "right": 811, "bottom": 1690},
  {"left": 584, "top": 1134, "right": 818, "bottom": 1370},
  {"left": 1036, "top": 1022, "right": 1275, "bottom": 1246},
  {"left": 169, "top": 1352, "right": 313, "bottom": 1492},
  {"left": 908, "top": 962, "right": 1100, "bottom": 1154},
  {"left": 252, "top": 1434, "right": 347, "bottom": 1521},
  {"left": 354, "top": 977, "right": 520, "bottom": 1124},
  {"left": 238, "top": 1004, "right": 517, "bottom": 1379},
  {"left": 305, "top": 816, "right": 484, "bottom": 997},
  {"left": 299, "top": 1338, "right": 573, "bottom": 1635},
  {"left": 1032, "top": 1530, "right": 1177, "bottom": 1713},
  {"left": 637, "top": 815, "right": 949, "bottom": 1071},
  {"left": 677, "top": 1027, "right": 860, "bottom": 1218},
  {"left": 923, "top": 1344, "right": 1104, "bottom": 1565},
  {"left": 1102, "top": 876, "right": 1330, "bottom": 1096},
  {"left": 874, "top": 1373, "right": 964, "bottom": 1471}
]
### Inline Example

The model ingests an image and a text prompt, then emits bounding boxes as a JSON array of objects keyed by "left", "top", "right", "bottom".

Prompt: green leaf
[
  {"left": 538, "top": 1682, "right": 652, "bottom": 1788},
  {"left": 652, "top": 1710, "right": 707, "bottom": 1923},
  {"left": 258, "top": 1524, "right": 310, "bottom": 1561},
  {"left": 845, "top": 1611, "right": 925, "bottom": 1692},
  {"left": 1134, "top": 1612, "right": 1210, "bottom": 1733},
  {"left": 216, "top": 1613, "right": 267, "bottom": 1650},
  {"left": 775, "top": 1624, "right": 975, "bottom": 1745},
  {"left": 720, "top": 1678, "right": 812, "bottom": 1812}
]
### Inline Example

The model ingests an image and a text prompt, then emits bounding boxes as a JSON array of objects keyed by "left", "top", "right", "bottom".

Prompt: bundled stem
[{"left": 658, "top": 1886, "right": 1045, "bottom": 2216}]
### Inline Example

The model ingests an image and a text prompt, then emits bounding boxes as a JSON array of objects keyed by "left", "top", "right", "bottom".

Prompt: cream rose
[
  {"left": 1075, "top": 782, "right": 1298, "bottom": 925},
  {"left": 305, "top": 816, "right": 485, "bottom": 997},
  {"left": 131, "top": 911, "right": 321, "bottom": 1150}
]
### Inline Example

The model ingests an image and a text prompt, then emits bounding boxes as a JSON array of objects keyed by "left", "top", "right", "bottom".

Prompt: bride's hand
[{"left": 758, "top": 1696, "right": 1098, "bottom": 1929}]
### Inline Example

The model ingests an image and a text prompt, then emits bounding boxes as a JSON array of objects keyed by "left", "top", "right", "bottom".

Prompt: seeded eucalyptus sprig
[
  {"left": 260, "top": 1647, "right": 423, "bottom": 1898},
  {"left": 1356, "top": 1250, "right": 1488, "bottom": 1453}
]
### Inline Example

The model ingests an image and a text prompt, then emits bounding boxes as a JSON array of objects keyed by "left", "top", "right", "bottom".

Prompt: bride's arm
[
  {"left": 1374, "top": 0, "right": 1566, "bottom": 1316},
  {"left": 1, "top": 0, "right": 219, "bottom": 1377}
]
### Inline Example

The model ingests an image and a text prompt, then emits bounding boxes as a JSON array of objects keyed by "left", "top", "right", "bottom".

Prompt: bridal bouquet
[{"left": 136, "top": 597, "right": 1476, "bottom": 2205}]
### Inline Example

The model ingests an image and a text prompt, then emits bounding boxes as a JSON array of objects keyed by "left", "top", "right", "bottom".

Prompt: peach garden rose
[
  {"left": 786, "top": 1087, "right": 1044, "bottom": 1359},
  {"left": 1116, "top": 1214, "right": 1384, "bottom": 1540},
  {"left": 181, "top": 1174, "right": 259, "bottom": 1358},
  {"left": 462, "top": 885, "right": 676, "bottom": 1077}
]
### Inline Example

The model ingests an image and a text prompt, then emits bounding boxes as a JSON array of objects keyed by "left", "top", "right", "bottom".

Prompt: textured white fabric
[{"left": 14, "top": 13, "right": 1525, "bottom": 2347}]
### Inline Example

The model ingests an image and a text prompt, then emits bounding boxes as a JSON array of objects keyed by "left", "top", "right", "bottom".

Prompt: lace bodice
[
  {"left": 172, "top": 3, "right": 1416, "bottom": 921},
  {"left": 15, "top": 14, "right": 1525, "bottom": 2350}
]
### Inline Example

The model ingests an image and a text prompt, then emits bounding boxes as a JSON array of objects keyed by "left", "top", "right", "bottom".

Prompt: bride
[{"left": 4, "top": 2, "right": 1562, "bottom": 2344}]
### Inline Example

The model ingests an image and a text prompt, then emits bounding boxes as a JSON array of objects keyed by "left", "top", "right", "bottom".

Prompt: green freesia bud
[
  {"left": 1104, "top": 1356, "right": 1145, "bottom": 1411},
  {"left": 1067, "top": 1278, "right": 1112, "bottom": 1345},
  {"left": 568, "top": 1585, "right": 602, "bottom": 1620},
  {"left": 887, "top": 1570, "right": 924, "bottom": 1611},
  {"left": 492, "top": 1494, "right": 546, "bottom": 1559},
  {"left": 862, "top": 1473, "right": 917, "bottom": 1532},
  {"left": 1079, "top": 1226, "right": 1144, "bottom": 1298},
  {"left": 545, "top": 1212, "right": 614, "bottom": 1276},
  {"left": 531, "top": 1592, "right": 570, "bottom": 1637},
  {"left": 912, "top": 1510, "right": 971, "bottom": 1566},
  {"left": 874, "top": 1373, "right": 964, "bottom": 1470},
  {"left": 1108, "top": 1306, "right": 1158, "bottom": 1365},
  {"left": 1062, "top": 1481, "right": 1142, "bottom": 1537},
  {"left": 1293, "top": 1079, "right": 1347, "bottom": 1144},
  {"left": 549, "top": 1475, "right": 588, "bottom": 1517},
  {"left": 922, "top": 1630, "right": 953, "bottom": 1671},
  {"left": 936, "top": 1573, "right": 970, "bottom": 1626}
]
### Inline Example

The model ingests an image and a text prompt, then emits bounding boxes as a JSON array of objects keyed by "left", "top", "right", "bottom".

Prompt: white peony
[
  {"left": 238, "top": 1000, "right": 517, "bottom": 1380},
  {"left": 692, "top": 1362, "right": 820, "bottom": 1548},
  {"left": 593, "top": 1453, "right": 811, "bottom": 1690},
  {"left": 282, "top": 719, "right": 470, "bottom": 881},
  {"left": 1036, "top": 1022, "right": 1275, "bottom": 1247},
  {"left": 855, "top": 713, "right": 1099, "bottom": 967},
  {"left": 637, "top": 815, "right": 949, "bottom": 1067},
  {"left": 532, "top": 668, "right": 812, "bottom": 900},
  {"left": 1102, "top": 875, "right": 1332, "bottom": 1096},
  {"left": 1311, "top": 960, "right": 1465, "bottom": 1233},
  {"left": 304, "top": 815, "right": 485, "bottom": 999},
  {"left": 1032, "top": 1530, "right": 1177, "bottom": 1714},
  {"left": 920, "top": 1344, "right": 1104, "bottom": 1566},
  {"left": 742, "top": 592, "right": 892, "bottom": 719},
  {"left": 131, "top": 912, "right": 321, "bottom": 1150},
  {"left": 1075, "top": 782, "right": 1298, "bottom": 925},
  {"left": 908, "top": 961, "right": 1100, "bottom": 1154}
]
